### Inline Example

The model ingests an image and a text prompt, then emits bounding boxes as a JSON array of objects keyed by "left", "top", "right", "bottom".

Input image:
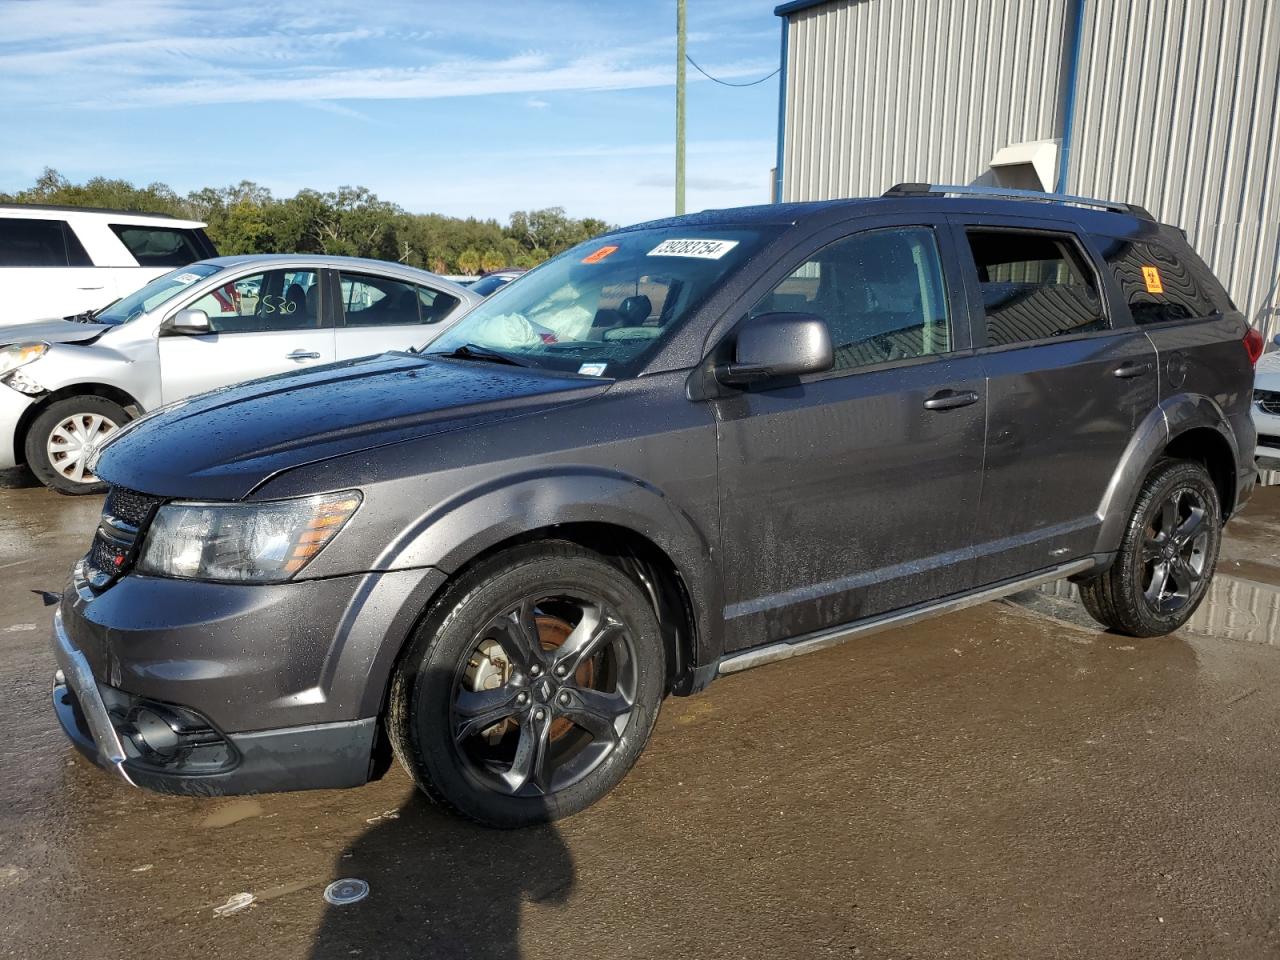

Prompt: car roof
[
  {"left": 197, "top": 254, "right": 478, "bottom": 298},
  {"left": 0, "top": 203, "right": 206, "bottom": 228},
  {"left": 617, "top": 192, "right": 1162, "bottom": 235}
]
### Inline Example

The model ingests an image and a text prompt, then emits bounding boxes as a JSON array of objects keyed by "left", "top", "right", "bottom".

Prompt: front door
[
  {"left": 952, "top": 220, "right": 1159, "bottom": 584},
  {"left": 158, "top": 266, "right": 335, "bottom": 402},
  {"left": 714, "top": 222, "right": 987, "bottom": 652}
]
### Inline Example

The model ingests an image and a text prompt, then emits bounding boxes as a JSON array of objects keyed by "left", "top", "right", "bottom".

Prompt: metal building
[{"left": 772, "top": 0, "right": 1280, "bottom": 337}]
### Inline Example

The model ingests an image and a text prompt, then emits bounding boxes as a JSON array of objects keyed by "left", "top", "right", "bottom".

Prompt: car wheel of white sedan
[{"left": 25, "top": 396, "right": 129, "bottom": 496}]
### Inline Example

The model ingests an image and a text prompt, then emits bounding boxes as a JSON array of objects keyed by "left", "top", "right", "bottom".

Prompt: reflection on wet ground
[{"left": 1, "top": 476, "right": 1280, "bottom": 958}]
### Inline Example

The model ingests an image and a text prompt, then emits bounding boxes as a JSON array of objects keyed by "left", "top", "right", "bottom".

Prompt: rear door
[
  {"left": 158, "top": 266, "right": 335, "bottom": 402},
  {"left": 952, "top": 216, "right": 1158, "bottom": 584},
  {"left": 332, "top": 269, "right": 462, "bottom": 360},
  {"left": 714, "top": 217, "right": 988, "bottom": 651}
]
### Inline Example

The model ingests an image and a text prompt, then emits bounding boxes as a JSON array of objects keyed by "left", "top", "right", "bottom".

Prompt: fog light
[
  {"left": 3, "top": 369, "right": 45, "bottom": 396},
  {"left": 125, "top": 706, "right": 182, "bottom": 759}
]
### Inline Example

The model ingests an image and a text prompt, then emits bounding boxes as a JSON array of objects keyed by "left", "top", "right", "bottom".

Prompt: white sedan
[
  {"left": 1253, "top": 344, "right": 1280, "bottom": 461},
  {"left": 0, "top": 254, "right": 479, "bottom": 493}
]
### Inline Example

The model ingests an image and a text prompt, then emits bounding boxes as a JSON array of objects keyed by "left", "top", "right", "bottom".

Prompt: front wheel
[
  {"left": 388, "top": 542, "right": 666, "bottom": 827},
  {"left": 1080, "top": 459, "right": 1221, "bottom": 637},
  {"left": 24, "top": 396, "right": 129, "bottom": 495}
]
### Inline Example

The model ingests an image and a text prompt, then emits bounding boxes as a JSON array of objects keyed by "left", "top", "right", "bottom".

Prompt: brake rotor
[{"left": 534, "top": 614, "right": 597, "bottom": 741}]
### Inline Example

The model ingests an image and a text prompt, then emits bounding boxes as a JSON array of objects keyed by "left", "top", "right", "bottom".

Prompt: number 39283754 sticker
[
  {"left": 648, "top": 238, "right": 739, "bottom": 259},
  {"left": 1141, "top": 265, "right": 1164, "bottom": 294}
]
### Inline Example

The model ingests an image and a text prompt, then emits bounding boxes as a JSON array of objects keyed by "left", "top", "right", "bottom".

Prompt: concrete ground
[{"left": 2, "top": 469, "right": 1280, "bottom": 959}]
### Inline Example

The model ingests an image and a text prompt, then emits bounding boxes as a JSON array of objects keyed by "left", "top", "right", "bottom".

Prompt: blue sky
[{"left": 0, "top": 0, "right": 783, "bottom": 224}]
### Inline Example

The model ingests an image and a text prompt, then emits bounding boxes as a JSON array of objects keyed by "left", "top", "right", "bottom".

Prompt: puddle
[
  {"left": 200, "top": 799, "right": 264, "bottom": 829},
  {"left": 1022, "top": 573, "right": 1280, "bottom": 646}
]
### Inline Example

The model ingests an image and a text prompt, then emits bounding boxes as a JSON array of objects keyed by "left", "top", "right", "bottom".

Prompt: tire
[
  {"left": 1079, "top": 459, "right": 1221, "bottom": 637},
  {"left": 24, "top": 396, "right": 129, "bottom": 496},
  {"left": 388, "top": 541, "right": 666, "bottom": 827}
]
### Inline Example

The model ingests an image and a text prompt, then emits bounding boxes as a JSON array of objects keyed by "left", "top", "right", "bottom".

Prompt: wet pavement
[{"left": 3, "top": 470, "right": 1280, "bottom": 958}]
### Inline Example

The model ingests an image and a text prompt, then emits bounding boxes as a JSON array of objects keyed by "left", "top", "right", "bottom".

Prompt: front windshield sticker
[
  {"left": 578, "top": 362, "right": 608, "bottom": 376},
  {"left": 173, "top": 273, "right": 202, "bottom": 284},
  {"left": 581, "top": 245, "right": 619, "bottom": 264},
  {"left": 647, "top": 238, "right": 740, "bottom": 259}
]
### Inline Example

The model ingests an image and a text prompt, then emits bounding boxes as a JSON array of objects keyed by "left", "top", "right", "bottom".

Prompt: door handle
[
  {"left": 923, "top": 389, "right": 980, "bottom": 411},
  {"left": 1113, "top": 361, "right": 1152, "bottom": 379},
  {"left": 287, "top": 350, "right": 321, "bottom": 361}
]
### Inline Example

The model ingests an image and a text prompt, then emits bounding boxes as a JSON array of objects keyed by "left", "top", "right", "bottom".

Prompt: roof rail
[
  {"left": 0, "top": 201, "right": 179, "bottom": 219},
  {"left": 882, "top": 182, "right": 1154, "bottom": 220}
]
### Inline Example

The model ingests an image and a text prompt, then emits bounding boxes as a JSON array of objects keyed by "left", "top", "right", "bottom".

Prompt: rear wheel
[
  {"left": 388, "top": 542, "right": 665, "bottom": 827},
  {"left": 24, "top": 396, "right": 128, "bottom": 495},
  {"left": 1080, "top": 459, "right": 1221, "bottom": 636}
]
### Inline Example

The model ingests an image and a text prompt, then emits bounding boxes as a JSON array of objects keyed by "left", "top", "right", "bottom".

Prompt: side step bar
[{"left": 717, "top": 558, "right": 1097, "bottom": 676}]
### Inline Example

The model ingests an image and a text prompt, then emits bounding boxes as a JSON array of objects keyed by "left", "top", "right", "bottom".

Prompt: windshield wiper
[{"left": 429, "top": 343, "right": 531, "bottom": 368}]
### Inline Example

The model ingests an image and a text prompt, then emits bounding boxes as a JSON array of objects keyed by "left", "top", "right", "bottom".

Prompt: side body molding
[{"left": 376, "top": 466, "right": 724, "bottom": 669}]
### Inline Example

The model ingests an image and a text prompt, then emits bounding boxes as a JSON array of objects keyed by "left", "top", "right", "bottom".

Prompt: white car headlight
[
  {"left": 0, "top": 342, "right": 48, "bottom": 377},
  {"left": 136, "top": 491, "right": 362, "bottom": 583}
]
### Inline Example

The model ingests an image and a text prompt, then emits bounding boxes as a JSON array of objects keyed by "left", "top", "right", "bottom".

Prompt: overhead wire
[{"left": 685, "top": 53, "right": 780, "bottom": 87}]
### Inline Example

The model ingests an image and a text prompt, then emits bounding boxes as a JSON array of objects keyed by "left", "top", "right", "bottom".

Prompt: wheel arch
[{"left": 13, "top": 383, "right": 143, "bottom": 466}]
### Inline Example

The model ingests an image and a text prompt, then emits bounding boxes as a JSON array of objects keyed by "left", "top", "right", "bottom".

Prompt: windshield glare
[
  {"left": 95, "top": 263, "right": 223, "bottom": 325},
  {"left": 428, "top": 227, "right": 776, "bottom": 378}
]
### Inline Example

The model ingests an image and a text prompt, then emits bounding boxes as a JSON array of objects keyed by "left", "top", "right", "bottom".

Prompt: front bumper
[
  {"left": 52, "top": 606, "right": 380, "bottom": 795},
  {"left": 1252, "top": 402, "right": 1280, "bottom": 461},
  {"left": 52, "top": 562, "right": 447, "bottom": 796},
  {"left": 0, "top": 383, "right": 35, "bottom": 469}
]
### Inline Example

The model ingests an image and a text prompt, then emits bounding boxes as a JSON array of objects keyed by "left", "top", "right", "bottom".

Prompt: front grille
[
  {"left": 82, "top": 486, "right": 164, "bottom": 590},
  {"left": 1255, "top": 389, "right": 1280, "bottom": 416}
]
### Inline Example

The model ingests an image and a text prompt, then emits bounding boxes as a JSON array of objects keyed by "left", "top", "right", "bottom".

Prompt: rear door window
[
  {"left": 965, "top": 230, "right": 1107, "bottom": 346},
  {"left": 1097, "top": 236, "right": 1222, "bottom": 324},
  {"left": 338, "top": 272, "right": 427, "bottom": 326},
  {"left": 0, "top": 217, "right": 92, "bottom": 267},
  {"left": 109, "top": 224, "right": 207, "bottom": 267}
]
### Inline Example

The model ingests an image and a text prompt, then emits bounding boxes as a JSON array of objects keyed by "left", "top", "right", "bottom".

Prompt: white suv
[{"left": 0, "top": 204, "right": 217, "bottom": 326}]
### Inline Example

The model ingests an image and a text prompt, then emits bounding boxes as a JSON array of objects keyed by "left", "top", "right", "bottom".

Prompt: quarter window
[
  {"left": 1098, "top": 237, "right": 1221, "bottom": 324},
  {"left": 109, "top": 224, "right": 207, "bottom": 267},
  {"left": 187, "top": 269, "right": 321, "bottom": 333},
  {"left": 751, "top": 227, "right": 951, "bottom": 371},
  {"left": 965, "top": 231, "right": 1105, "bottom": 346}
]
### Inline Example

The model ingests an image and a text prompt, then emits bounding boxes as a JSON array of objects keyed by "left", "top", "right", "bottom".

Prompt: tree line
[{"left": 1, "top": 168, "right": 614, "bottom": 275}]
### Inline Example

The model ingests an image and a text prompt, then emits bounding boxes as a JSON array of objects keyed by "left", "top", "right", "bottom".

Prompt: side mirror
[
  {"left": 165, "top": 308, "right": 211, "bottom": 336},
  {"left": 1273, "top": 333, "right": 1280, "bottom": 347},
  {"left": 718, "top": 312, "right": 834, "bottom": 384}
]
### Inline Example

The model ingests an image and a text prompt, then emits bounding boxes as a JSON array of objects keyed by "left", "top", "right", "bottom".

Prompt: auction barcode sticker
[{"left": 648, "top": 238, "right": 739, "bottom": 259}]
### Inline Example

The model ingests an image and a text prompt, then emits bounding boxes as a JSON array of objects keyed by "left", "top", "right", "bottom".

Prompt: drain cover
[{"left": 323, "top": 878, "right": 369, "bottom": 906}]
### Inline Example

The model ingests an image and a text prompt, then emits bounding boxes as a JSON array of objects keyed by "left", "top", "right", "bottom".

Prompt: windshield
[
  {"left": 95, "top": 263, "right": 223, "bottom": 325},
  {"left": 428, "top": 227, "right": 778, "bottom": 378}
]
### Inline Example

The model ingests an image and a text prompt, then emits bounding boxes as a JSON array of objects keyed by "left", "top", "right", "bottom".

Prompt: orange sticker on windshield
[
  {"left": 1142, "top": 265, "right": 1164, "bottom": 294},
  {"left": 581, "top": 245, "right": 619, "bottom": 264}
]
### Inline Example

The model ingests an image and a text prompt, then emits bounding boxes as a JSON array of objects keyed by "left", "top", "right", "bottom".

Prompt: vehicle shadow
[
  {"left": 0, "top": 466, "right": 39, "bottom": 489},
  {"left": 309, "top": 792, "right": 574, "bottom": 960}
]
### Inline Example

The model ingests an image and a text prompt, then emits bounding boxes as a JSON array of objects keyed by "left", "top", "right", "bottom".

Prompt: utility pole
[{"left": 675, "top": 0, "right": 686, "bottom": 215}]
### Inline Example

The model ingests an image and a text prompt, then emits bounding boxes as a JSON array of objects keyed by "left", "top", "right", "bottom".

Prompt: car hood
[
  {"left": 0, "top": 318, "right": 114, "bottom": 346},
  {"left": 1256, "top": 351, "right": 1280, "bottom": 387},
  {"left": 95, "top": 353, "right": 611, "bottom": 500}
]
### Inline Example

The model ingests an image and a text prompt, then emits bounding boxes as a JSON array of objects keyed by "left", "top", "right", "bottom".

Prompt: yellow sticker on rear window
[{"left": 1142, "top": 265, "right": 1164, "bottom": 294}]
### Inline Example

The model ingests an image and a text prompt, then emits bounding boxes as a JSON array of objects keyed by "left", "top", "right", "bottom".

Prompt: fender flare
[
  {"left": 375, "top": 465, "right": 724, "bottom": 668},
  {"left": 1094, "top": 392, "right": 1238, "bottom": 554}
]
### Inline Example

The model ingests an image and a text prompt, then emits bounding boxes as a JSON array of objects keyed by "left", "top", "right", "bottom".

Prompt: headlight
[
  {"left": 136, "top": 491, "right": 362, "bottom": 583},
  {"left": 0, "top": 342, "right": 48, "bottom": 377}
]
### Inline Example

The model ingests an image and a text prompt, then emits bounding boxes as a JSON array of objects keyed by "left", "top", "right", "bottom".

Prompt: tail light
[{"left": 1244, "top": 327, "right": 1264, "bottom": 366}]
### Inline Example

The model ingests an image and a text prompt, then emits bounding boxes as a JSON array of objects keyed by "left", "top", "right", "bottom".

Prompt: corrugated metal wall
[
  {"left": 780, "top": 0, "right": 1072, "bottom": 202},
  {"left": 1067, "top": 0, "right": 1280, "bottom": 336},
  {"left": 780, "top": 0, "right": 1280, "bottom": 333}
]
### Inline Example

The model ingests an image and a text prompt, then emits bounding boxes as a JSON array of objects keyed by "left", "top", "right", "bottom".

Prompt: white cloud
[{"left": 526, "top": 97, "right": 550, "bottom": 109}]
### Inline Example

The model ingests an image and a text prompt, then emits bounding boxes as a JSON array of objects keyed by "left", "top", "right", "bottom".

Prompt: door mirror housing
[
  {"left": 164, "top": 308, "right": 211, "bottom": 336},
  {"left": 718, "top": 312, "right": 834, "bottom": 384}
]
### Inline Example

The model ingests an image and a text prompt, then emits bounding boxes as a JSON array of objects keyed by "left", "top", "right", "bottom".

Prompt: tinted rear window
[
  {"left": 1097, "top": 236, "right": 1224, "bottom": 324},
  {"left": 0, "top": 217, "right": 92, "bottom": 267},
  {"left": 109, "top": 224, "right": 208, "bottom": 267}
]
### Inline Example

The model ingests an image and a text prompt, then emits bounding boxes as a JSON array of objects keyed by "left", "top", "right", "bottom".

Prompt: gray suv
[{"left": 51, "top": 185, "right": 1258, "bottom": 827}]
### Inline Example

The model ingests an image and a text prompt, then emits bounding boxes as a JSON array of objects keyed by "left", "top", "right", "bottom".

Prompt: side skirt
[{"left": 716, "top": 558, "right": 1097, "bottom": 676}]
